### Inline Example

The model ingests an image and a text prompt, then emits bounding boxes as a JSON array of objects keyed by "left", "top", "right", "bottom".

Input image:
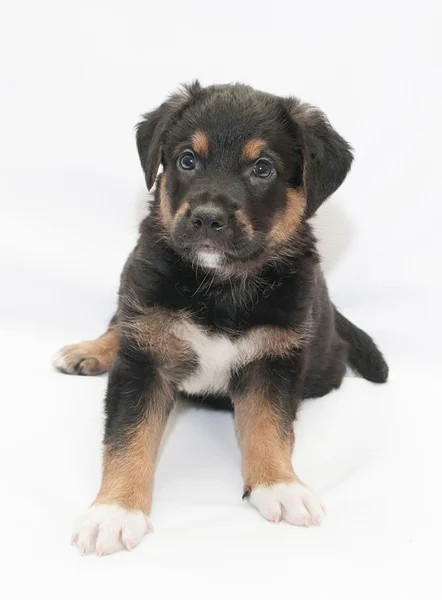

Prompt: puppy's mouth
[
  {"left": 170, "top": 217, "right": 267, "bottom": 268},
  {"left": 172, "top": 229, "right": 232, "bottom": 255},
  {"left": 193, "top": 240, "right": 227, "bottom": 269},
  {"left": 197, "top": 240, "right": 225, "bottom": 254},
  {"left": 183, "top": 237, "right": 241, "bottom": 262}
]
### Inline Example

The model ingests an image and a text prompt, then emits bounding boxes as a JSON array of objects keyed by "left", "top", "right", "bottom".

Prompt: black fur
[
  {"left": 334, "top": 308, "right": 389, "bottom": 383},
  {"left": 103, "top": 81, "right": 388, "bottom": 446}
]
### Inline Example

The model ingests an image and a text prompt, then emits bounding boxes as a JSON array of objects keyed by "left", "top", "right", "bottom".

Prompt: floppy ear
[
  {"left": 285, "top": 98, "right": 353, "bottom": 216},
  {"left": 136, "top": 81, "right": 202, "bottom": 190}
]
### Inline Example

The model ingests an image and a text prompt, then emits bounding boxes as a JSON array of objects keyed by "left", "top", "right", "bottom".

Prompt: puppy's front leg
[
  {"left": 72, "top": 347, "right": 174, "bottom": 556},
  {"left": 233, "top": 360, "right": 326, "bottom": 527}
]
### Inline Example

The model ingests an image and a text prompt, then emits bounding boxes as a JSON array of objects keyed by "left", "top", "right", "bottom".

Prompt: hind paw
[{"left": 53, "top": 342, "right": 110, "bottom": 375}]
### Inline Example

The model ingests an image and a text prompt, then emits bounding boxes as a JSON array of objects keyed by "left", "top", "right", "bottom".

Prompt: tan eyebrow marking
[
  {"left": 191, "top": 130, "right": 209, "bottom": 157},
  {"left": 242, "top": 138, "right": 266, "bottom": 161}
]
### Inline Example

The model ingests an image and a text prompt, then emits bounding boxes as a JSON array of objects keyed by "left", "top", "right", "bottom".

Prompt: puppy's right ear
[{"left": 136, "top": 81, "right": 202, "bottom": 190}]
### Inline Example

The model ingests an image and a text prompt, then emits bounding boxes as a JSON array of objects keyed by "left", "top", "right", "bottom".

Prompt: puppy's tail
[{"left": 334, "top": 307, "right": 389, "bottom": 383}]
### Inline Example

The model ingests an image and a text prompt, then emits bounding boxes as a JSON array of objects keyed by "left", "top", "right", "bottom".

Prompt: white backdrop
[{"left": 1, "top": 1, "right": 441, "bottom": 598}]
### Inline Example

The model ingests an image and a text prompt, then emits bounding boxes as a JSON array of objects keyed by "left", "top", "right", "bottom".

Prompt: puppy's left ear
[
  {"left": 136, "top": 81, "right": 202, "bottom": 190},
  {"left": 284, "top": 98, "right": 353, "bottom": 216}
]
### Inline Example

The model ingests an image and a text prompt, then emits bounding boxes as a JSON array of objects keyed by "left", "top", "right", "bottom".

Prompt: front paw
[
  {"left": 72, "top": 504, "right": 152, "bottom": 556},
  {"left": 248, "top": 482, "right": 326, "bottom": 527}
]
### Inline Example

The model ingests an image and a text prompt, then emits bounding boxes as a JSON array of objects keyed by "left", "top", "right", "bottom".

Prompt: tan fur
[
  {"left": 95, "top": 399, "right": 170, "bottom": 514},
  {"left": 269, "top": 187, "right": 307, "bottom": 247},
  {"left": 172, "top": 200, "right": 190, "bottom": 228},
  {"left": 121, "top": 307, "right": 193, "bottom": 363},
  {"left": 123, "top": 309, "right": 308, "bottom": 371},
  {"left": 56, "top": 309, "right": 307, "bottom": 379},
  {"left": 242, "top": 138, "right": 266, "bottom": 161},
  {"left": 303, "top": 153, "right": 308, "bottom": 193},
  {"left": 55, "top": 327, "right": 118, "bottom": 375},
  {"left": 126, "top": 310, "right": 306, "bottom": 360},
  {"left": 235, "top": 391, "right": 298, "bottom": 490},
  {"left": 192, "top": 130, "right": 209, "bottom": 157},
  {"left": 235, "top": 209, "right": 254, "bottom": 237},
  {"left": 159, "top": 172, "right": 173, "bottom": 229},
  {"left": 244, "top": 324, "right": 309, "bottom": 359}
]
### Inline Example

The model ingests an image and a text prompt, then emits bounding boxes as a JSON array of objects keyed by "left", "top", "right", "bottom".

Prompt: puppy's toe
[
  {"left": 76, "top": 356, "right": 101, "bottom": 375},
  {"left": 73, "top": 504, "right": 152, "bottom": 556},
  {"left": 53, "top": 343, "right": 108, "bottom": 376},
  {"left": 249, "top": 481, "right": 325, "bottom": 527}
]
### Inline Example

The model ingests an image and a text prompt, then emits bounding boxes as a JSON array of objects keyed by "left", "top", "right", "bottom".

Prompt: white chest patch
[{"left": 177, "top": 322, "right": 248, "bottom": 395}]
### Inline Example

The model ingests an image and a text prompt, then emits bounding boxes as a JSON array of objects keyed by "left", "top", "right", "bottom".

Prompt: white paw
[
  {"left": 53, "top": 348, "right": 72, "bottom": 373},
  {"left": 72, "top": 504, "right": 152, "bottom": 556},
  {"left": 249, "top": 482, "right": 326, "bottom": 527}
]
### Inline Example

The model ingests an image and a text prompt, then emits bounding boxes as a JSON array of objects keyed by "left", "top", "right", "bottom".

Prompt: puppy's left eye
[{"left": 252, "top": 159, "right": 273, "bottom": 178}]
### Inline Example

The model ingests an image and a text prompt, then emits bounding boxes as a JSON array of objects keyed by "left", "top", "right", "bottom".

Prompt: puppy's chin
[
  {"left": 197, "top": 251, "right": 225, "bottom": 269},
  {"left": 170, "top": 241, "right": 227, "bottom": 270},
  {"left": 187, "top": 245, "right": 267, "bottom": 273},
  {"left": 169, "top": 230, "right": 269, "bottom": 272}
]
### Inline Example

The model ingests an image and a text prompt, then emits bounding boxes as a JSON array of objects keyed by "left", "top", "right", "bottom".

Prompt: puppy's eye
[
  {"left": 252, "top": 159, "right": 273, "bottom": 178},
  {"left": 179, "top": 152, "right": 196, "bottom": 171}
]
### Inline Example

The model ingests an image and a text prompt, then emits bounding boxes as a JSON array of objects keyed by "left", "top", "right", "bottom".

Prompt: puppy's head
[{"left": 137, "top": 82, "right": 352, "bottom": 270}]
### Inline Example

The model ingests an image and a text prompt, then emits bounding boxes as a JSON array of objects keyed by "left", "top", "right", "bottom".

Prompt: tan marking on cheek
[
  {"left": 95, "top": 399, "right": 170, "bottom": 514},
  {"left": 235, "top": 394, "right": 297, "bottom": 489},
  {"left": 302, "top": 153, "right": 308, "bottom": 194},
  {"left": 172, "top": 200, "right": 190, "bottom": 229},
  {"left": 242, "top": 138, "right": 266, "bottom": 162},
  {"left": 269, "top": 187, "right": 307, "bottom": 247},
  {"left": 235, "top": 209, "right": 254, "bottom": 238},
  {"left": 159, "top": 172, "right": 173, "bottom": 230},
  {"left": 192, "top": 130, "right": 209, "bottom": 157}
]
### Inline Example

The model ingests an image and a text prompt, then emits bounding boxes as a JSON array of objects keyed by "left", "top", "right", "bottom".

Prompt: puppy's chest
[{"left": 176, "top": 322, "right": 253, "bottom": 396}]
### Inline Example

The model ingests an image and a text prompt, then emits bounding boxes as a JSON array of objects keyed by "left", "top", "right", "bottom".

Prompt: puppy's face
[
  {"left": 161, "top": 97, "right": 305, "bottom": 269},
  {"left": 137, "top": 83, "right": 353, "bottom": 271}
]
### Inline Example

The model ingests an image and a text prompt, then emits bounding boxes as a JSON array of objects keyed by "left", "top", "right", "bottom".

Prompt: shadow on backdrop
[{"left": 311, "top": 199, "right": 354, "bottom": 276}]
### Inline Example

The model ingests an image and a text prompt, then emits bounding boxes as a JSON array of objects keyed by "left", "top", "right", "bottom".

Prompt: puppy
[{"left": 55, "top": 82, "right": 388, "bottom": 556}]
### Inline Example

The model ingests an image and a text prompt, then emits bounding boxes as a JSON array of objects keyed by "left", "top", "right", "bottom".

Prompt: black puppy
[{"left": 55, "top": 82, "right": 388, "bottom": 556}]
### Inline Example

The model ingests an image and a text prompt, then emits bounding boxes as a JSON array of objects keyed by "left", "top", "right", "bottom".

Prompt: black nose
[{"left": 191, "top": 206, "right": 227, "bottom": 232}]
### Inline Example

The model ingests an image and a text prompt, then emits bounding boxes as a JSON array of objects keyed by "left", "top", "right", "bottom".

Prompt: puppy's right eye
[
  {"left": 252, "top": 159, "right": 273, "bottom": 178},
  {"left": 179, "top": 152, "right": 196, "bottom": 170}
]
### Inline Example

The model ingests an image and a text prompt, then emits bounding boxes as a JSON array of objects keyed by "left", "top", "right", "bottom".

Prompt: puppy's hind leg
[{"left": 53, "top": 315, "right": 118, "bottom": 376}]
